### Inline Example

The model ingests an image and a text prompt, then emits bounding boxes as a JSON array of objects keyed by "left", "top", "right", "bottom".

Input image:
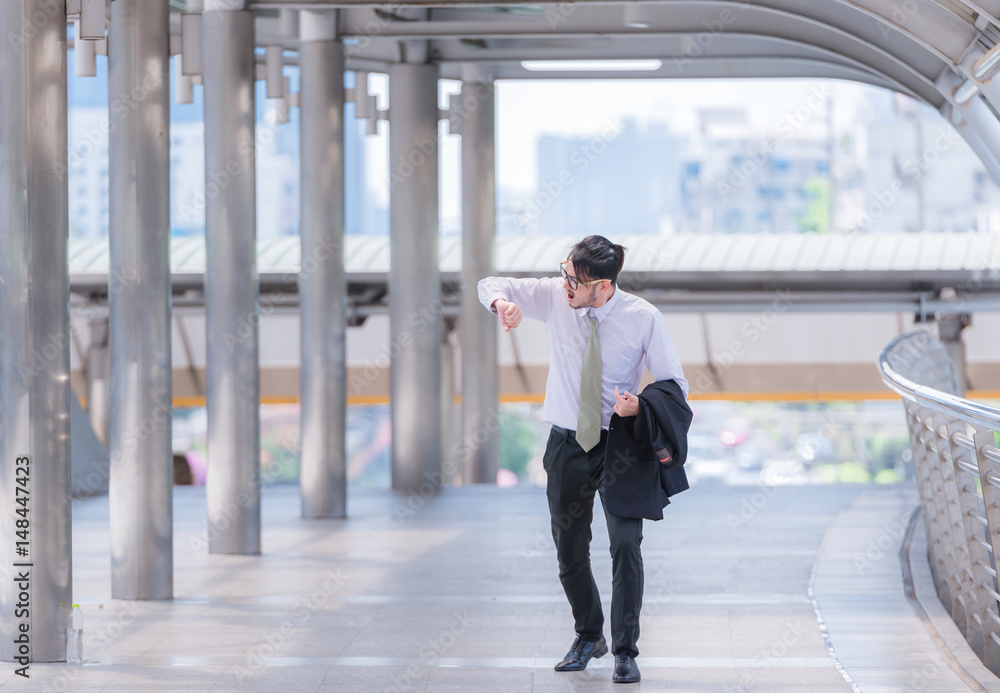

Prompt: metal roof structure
[
  {"left": 139, "top": 2, "right": 1000, "bottom": 187},
  {"left": 164, "top": 0, "right": 1000, "bottom": 183},
  {"left": 242, "top": 0, "right": 987, "bottom": 95},
  {"left": 69, "top": 231, "right": 1000, "bottom": 274},
  {"left": 69, "top": 232, "right": 1000, "bottom": 314}
]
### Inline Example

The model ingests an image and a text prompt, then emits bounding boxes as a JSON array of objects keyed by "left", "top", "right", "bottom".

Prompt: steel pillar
[
  {"left": 87, "top": 318, "right": 110, "bottom": 447},
  {"left": 459, "top": 72, "right": 499, "bottom": 484},
  {"left": 108, "top": 0, "right": 174, "bottom": 599},
  {"left": 0, "top": 0, "right": 72, "bottom": 663},
  {"left": 937, "top": 313, "right": 971, "bottom": 397},
  {"left": 441, "top": 323, "right": 456, "bottom": 481},
  {"left": 389, "top": 64, "right": 442, "bottom": 492},
  {"left": 203, "top": 0, "right": 261, "bottom": 554},
  {"left": 299, "top": 11, "right": 347, "bottom": 518}
]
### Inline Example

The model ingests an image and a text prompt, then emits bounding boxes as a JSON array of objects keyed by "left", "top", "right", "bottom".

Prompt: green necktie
[{"left": 576, "top": 316, "right": 602, "bottom": 452}]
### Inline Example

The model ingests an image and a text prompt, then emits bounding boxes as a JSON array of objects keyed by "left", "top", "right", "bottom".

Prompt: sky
[
  {"left": 353, "top": 76, "right": 909, "bottom": 223},
  {"left": 492, "top": 78, "right": 884, "bottom": 195},
  {"left": 68, "top": 52, "right": 953, "bottom": 234}
]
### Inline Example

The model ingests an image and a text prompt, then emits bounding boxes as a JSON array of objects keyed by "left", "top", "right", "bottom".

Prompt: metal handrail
[
  {"left": 879, "top": 330, "right": 1000, "bottom": 676},
  {"left": 878, "top": 349, "right": 1000, "bottom": 432}
]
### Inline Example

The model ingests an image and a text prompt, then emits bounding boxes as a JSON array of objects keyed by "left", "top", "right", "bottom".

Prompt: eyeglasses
[{"left": 560, "top": 260, "right": 609, "bottom": 291}]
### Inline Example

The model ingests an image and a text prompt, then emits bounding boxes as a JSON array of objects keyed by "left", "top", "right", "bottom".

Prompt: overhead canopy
[
  {"left": 69, "top": 231, "right": 1000, "bottom": 275},
  {"left": 236, "top": 1, "right": 982, "bottom": 92},
  {"left": 68, "top": 232, "right": 1000, "bottom": 314},
  {"left": 166, "top": 1, "right": 1000, "bottom": 181}
]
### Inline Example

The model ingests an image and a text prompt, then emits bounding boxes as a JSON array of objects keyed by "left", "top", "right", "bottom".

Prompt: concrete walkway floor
[{"left": 0, "top": 481, "right": 996, "bottom": 692}]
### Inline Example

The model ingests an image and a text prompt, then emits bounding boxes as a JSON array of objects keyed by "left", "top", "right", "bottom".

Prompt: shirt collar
[{"left": 578, "top": 285, "right": 621, "bottom": 324}]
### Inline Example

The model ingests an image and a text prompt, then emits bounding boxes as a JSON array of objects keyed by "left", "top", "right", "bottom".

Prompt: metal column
[
  {"left": 441, "top": 323, "right": 456, "bottom": 481},
  {"left": 299, "top": 11, "right": 347, "bottom": 518},
  {"left": 203, "top": 0, "right": 261, "bottom": 554},
  {"left": 389, "top": 64, "right": 442, "bottom": 492},
  {"left": 937, "top": 313, "right": 971, "bottom": 397},
  {"left": 87, "top": 318, "right": 110, "bottom": 446},
  {"left": 108, "top": 0, "right": 173, "bottom": 599},
  {"left": 0, "top": 0, "right": 71, "bottom": 662},
  {"left": 459, "top": 72, "right": 499, "bottom": 484}
]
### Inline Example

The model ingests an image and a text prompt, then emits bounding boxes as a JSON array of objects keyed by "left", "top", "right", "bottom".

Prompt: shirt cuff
[{"left": 489, "top": 296, "right": 506, "bottom": 315}]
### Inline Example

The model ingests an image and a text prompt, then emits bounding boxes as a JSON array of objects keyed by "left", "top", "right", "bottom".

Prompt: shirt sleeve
[
  {"left": 644, "top": 312, "right": 689, "bottom": 398},
  {"left": 477, "top": 276, "right": 559, "bottom": 323}
]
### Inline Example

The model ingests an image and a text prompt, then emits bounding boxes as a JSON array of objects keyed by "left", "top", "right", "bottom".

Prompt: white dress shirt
[{"left": 478, "top": 276, "right": 688, "bottom": 431}]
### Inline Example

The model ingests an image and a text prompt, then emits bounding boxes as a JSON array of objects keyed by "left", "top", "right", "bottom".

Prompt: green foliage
[
  {"left": 867, "top": 435, "right": 908, "bottom": 471},
  {"left": 873, "top": 468, "right": 902, "bottom": 484},
  {"left": 796, "top": 176, "right": 831, "bottom": 234},
  {"left": 499, "top": 410, "right": 536, "bottom": 478},
  {"left": 261, "top": 431, "right": 300, "bottom": 484},
  {"left": 835, "top": 461, "right": 870, "bottom": 483}
]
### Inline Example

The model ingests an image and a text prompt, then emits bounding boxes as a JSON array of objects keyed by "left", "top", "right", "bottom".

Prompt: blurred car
[
  {"left": 686, "top": 434, "right": 731, "bottom": 483},
  {"left": 796, "top": 433, "right": 835, "bottom": 466},
  {"left": 732, "top": 441, "right": 765, "bottom": 471},
  {"left": 762, "top": 458, "right": 807, "bottom": 485}
]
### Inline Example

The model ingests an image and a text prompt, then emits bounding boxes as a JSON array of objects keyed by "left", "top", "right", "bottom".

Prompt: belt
[
  {"left": 551, "top": 425, "right": 575, "bottom": 439},
  {"left": 551, "top": 425, "right": 608, "bottom": 441}
]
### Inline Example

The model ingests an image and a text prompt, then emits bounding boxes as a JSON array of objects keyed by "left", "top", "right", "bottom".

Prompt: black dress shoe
[
  {"left": 612, "top": 653, "right": 640, "bottom": 683},
  {"left": 554, "top": 635, "right": 608, "bottom": 671}
]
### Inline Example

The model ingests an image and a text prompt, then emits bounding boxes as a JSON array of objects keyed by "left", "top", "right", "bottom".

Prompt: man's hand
[
  {"left": 613, "top": 386, "right": 639, "bottom": 417},
  {"left": 492, "top": 299, "right": 522, "bottom": 332}
]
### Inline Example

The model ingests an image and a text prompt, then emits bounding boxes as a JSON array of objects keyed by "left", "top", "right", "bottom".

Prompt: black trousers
[{"left": 543, "top": 426, "right": 644, "bottom": 657}]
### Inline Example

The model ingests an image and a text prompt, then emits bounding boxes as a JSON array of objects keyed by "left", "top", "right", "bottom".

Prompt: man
[{"left": 478, "top": 235, "right": 688, "bottom": 684}]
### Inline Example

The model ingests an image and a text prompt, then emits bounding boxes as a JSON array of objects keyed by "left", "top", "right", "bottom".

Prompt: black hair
[{"left": 568, "top": 235, "right": 627, "bottom": 285}]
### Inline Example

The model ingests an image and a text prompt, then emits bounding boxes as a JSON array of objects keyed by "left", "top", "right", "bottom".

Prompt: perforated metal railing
[{"left": 879, "top": 330, "right": 1000, "bottom": 675}]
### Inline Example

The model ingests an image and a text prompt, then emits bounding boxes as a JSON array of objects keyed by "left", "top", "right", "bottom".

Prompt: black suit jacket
[{"left": 603, "top": 379, "right": 692, "bottom": 521}]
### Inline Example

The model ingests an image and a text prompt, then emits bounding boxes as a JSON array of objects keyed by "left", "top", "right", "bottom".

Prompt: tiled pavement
[{"left": 0, "top": 481, "right": 996, "bottom": 692}]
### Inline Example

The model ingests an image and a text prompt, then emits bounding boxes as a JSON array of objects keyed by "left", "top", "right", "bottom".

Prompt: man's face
[{"left": 562, "top": 258, "right": 602, "bottom": 309}]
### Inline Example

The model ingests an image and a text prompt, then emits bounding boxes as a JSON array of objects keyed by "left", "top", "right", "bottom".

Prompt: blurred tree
[
  {"left": 797, "top": 176, "right": 831, "bottom": 233},
  {"left": 499, "top": 411, "right": 536, "bottom": 479}
]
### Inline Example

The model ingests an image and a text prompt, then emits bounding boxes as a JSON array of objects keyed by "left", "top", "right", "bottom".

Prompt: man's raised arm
[{"left": 477, "top": 276, "right": 558, "bottom": 331}]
